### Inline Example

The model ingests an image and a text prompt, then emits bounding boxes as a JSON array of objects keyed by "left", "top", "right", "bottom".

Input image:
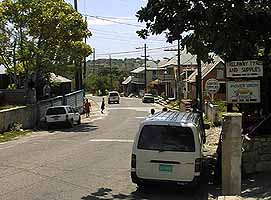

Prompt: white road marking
[
  {"left": 89, "top": 139, "right": 134, "bottom": 143},
  {"left": 135, "top": 117, "right": 146, "bottom": 119}
]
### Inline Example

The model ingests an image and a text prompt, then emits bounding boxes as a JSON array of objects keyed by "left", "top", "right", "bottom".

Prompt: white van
[
  {"left": 131, "top": 111, "right": 206, "bottom": 188},
  {"left": 108, "top": 91, "right": 120, "bottom": 104}
]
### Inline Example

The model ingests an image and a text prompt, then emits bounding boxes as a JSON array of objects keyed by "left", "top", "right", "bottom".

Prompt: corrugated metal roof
[
  {"left": 131, "top": 67, "right": 145, "bottom": 74},
  {"left": 144, "top": 111, "right": 200, "bottom": 124},
  {"left": 50, "top": 73, "right": 72, "bottom": 83},
  {"left": 159, "top": 49, "right": 197, "bottom": 68},
  {"left": 187, "top": 56, "right": 224, "bottom": 83},
  {"left": 0, "top": 65, "right": 6, "bottom": 75},
  {"left": 122, "top": 76, "right": 132, "bottom": 85}
]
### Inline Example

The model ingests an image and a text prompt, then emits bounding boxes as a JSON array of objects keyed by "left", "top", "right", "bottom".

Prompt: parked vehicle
[
  {"left": 45, "top": 106, "right": 81, "bottom": 129},
  {"left": 142, "top": 93, "right": 155, "bottom": 103},
  {"left": 131, "top": 111, "right": 207, "bottom": 188},
  {"left": 108, "top": 91, "right": 120, "bottom": 104}
]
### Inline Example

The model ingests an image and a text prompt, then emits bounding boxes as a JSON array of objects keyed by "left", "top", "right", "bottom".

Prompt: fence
[
  {"left": 0, "top": 105, "right": 36, "bottom": 133},
  {"left": 205, "top": 102, "right": 219, "bottom": 125},
  {"left": 37, "top": 96, "right": 63, "bottom": 123},
  {"left": 0, "top": 90, "right": 84, "bottom": 132},
  {"left": 63, "top": 90, "right": 84, "bottom": 113}
]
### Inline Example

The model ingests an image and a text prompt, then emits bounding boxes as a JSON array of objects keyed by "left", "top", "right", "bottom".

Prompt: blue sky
[{"left": 66, "top": 0, "right": 177, "bottom": 60}]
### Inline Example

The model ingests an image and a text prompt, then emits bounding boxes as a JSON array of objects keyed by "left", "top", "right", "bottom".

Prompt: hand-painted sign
[
  {"left": 227, "top": 80, "right": 261, "bottom": 104},
  {"left": 226, "top": 60, "right": 263, "bottom": 78},
  {"left": 206, "top": 79, "right": 220, "bottom": 94}
]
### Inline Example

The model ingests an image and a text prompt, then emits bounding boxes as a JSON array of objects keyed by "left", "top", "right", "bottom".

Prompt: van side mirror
[{"left": 204, "top": 123, "right": 210, "bottom": 130}]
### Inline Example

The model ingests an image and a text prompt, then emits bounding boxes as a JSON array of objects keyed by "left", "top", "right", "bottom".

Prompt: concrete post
[{"left": 222, "top": 113, "right": 242, "bottom": 196}]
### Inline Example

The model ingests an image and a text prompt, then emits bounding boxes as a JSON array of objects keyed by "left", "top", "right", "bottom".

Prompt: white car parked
[
  {"left": 131, "top": 111, "right": 207, "bottom": 188},
  {"left": 45, "top": 106, "right": 81, "bottom": 129}
]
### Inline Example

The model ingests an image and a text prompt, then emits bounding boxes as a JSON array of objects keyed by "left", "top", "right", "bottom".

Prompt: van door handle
[{"left": 150, "top": 160, "right": 181, "bottom": 164}]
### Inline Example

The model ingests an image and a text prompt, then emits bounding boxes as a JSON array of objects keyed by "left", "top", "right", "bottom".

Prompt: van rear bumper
[{"left": 131, "top": 171, "right": 200, "bottom": 187}]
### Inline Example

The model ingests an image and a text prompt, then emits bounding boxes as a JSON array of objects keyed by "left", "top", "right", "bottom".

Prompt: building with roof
[
  {"left": 50, "top": 73, "right": 72, "bottom": 96},
  {"left": 0, "top": 65, "right": 9, "bottom": 89},
  {"left": 187, "top": 56, "right": 226, "bottom": 101},
  {"left": 122, "top": 60, "right": 167, "bottom": 96},
  {"left": 159, "top": 48, "right": 198, "bottom": 99}
]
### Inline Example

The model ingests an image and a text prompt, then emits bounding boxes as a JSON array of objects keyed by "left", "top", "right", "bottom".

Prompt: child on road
[{"left": 101, "top": 98, "right": 105, "bottom": 114}]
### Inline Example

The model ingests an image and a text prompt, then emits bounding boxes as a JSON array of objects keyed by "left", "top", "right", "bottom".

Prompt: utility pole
[
  {"left": 74, "top": 0, "right": 82, "bottom": 90},
  {"left": 109, "top": 55, "right": 113, "bottom": 90},
  {"left": 83, "top": 16, "right": 87, "bottom": 79},
  {"left": 164, "top": 39, "right": 182, "bottom": 110},
  {"left": 136, "top": 44, "right": 148, "bottom": 92},
  {"left": 144, "top": 44, "right": 147, "bottom": 92},
  {"left": 92, "top": 48, "right": 96, "bottom": 73}
]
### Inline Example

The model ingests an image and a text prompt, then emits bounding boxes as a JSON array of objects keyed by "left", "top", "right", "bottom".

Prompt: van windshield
[
  {"left": 109, "top": 93, "right": 118, "bottom": 96},
  {"left": 138, "top": 125, "right": 195, "bottom": 152}
]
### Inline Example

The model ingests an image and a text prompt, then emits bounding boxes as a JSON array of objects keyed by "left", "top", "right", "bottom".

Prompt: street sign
[
  {"left": 206, "top": 79, "right": 220, "bottom": 94},
  {"left": 227, "top": 80, "right": 261, "bottom": 104},
  {"left": 226, "top": 60, "right": 263, "bottom": 78}
]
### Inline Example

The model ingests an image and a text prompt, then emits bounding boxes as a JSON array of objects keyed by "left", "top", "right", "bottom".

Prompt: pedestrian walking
[
  {"left": 162, "top": 107, "right": 168, "bottom": 112},
  {"left": 150, "top": 108, "right": 155, "bottom": 115},
  {"left": 84, "top": 99, "right": 91, "bottom": 117},
  {"left": 101, "top": 98, "right": 105, "bottom": 114}
]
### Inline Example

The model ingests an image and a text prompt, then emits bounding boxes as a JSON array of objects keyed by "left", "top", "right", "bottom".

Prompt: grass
[
  {"left": 0, "top": 131, "right": 31, "bottom": 143},
  {"left": 168, "top": 100, "right": 179, "bottom": 110}
]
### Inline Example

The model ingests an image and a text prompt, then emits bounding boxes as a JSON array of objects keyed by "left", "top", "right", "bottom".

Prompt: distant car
[
  {"left": 45, "top": 106, "right": 81, "bottom": 129},
  {"left": 108, "top": 91, "right": 120, "bottom": 104},
  {"left": 142, "top": 94, "right": 155, "bottom": 103}
]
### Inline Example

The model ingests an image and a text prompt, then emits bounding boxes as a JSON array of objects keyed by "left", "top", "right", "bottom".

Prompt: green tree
[
  {"left": 137, "top": 0, "right": 271, "bottom": 115},
  {"left": 0, "top": 0, "right": 92, "bottom": 96}
]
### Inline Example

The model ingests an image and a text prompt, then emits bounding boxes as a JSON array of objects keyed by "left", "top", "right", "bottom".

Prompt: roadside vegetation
[
  {"left": 0, "top": 130, "right": 31, "bottom": 143},
  {"left": 0, "top": 122, "right": 31, "bottom": 143}
]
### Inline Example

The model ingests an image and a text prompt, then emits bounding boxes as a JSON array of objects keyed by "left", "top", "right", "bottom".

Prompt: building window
[
  {"left": 218, "top": 83, "right": 226, "bottom": 93},
  {"left": 217, "top": 70, "right": 224, "bottom": 79}
]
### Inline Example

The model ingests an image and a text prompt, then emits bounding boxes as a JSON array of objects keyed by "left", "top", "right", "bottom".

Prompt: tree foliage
[
  {"left": 137, "top": 0, "right": 271, "bottom": 62},
  {"left": 137, "top": 0, "right": 271, "bottom": 116},
  {"left": 0, "top": 0, "right": 92, "bottom": 89}
]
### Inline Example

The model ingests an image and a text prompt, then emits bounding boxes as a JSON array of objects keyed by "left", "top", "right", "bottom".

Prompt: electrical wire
[
  {"left": 83, "top": 14, "right": 144, "bottom": 28},
  {"left": 97, "top": 45, "right": 178, "bottom": 56}
]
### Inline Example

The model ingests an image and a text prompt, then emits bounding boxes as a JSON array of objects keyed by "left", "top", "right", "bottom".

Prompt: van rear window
[
  {"left": 46, "top": 107, "right": 66, "bottom": 115},
  {"left": 138, "top": 125, "right": 195, "bottom": 152}
]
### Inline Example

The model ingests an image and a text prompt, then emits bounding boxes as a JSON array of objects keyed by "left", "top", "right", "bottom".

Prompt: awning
[{"left": 122, "top": 76, "right": 132, "bottom": 85}]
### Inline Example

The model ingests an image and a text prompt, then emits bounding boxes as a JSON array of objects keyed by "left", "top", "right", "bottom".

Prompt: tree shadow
[
  {"left": 48, "top": 123, "right": 99, "bottom": 133},
  {"left": 241, "top": 173, "right": 271, "bottom": 199}
]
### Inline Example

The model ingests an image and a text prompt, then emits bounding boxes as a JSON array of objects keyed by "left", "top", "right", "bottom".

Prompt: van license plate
[{"left": 159, "top": 164, "right": 172, "bottom": 172}]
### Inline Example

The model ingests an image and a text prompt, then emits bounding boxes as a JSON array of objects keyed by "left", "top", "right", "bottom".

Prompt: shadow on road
[
  {"left": 81, "top": 184, "right": 219, "bottom": 200},
  {"left": 48, "top": 123, "right": 99, "bottom": 133},
  {"left": 241, "top": 173, "right": 271, "bottom": 199}
]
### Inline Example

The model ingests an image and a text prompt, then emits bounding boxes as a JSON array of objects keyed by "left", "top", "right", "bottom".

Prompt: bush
[{"left": 8, "top": 122, "right": 23, "bottom": 132}]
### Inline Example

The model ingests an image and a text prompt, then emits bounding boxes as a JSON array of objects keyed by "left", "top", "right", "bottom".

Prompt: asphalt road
[{"left": 0, "top": 97, "right": 218, "bottom": 200}]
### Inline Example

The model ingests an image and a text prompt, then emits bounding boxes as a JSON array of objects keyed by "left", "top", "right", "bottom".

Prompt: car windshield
[
  {"left": 109, "top": 93, "right": 118, "bottom": 96},
  {"left": 138, "top": 125, "right": 195, "bottom": 152},
  {"left": 46, "top": 107, "right": 66, "bottom": 115}
]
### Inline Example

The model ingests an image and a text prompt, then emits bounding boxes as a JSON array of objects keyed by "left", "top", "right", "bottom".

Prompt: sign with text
[
  {"left": 226, "top": 60, "right": 263, "bottom": 78},
  {"left": 227, "top": 80, "right": 261, "bottom": 104},
  {"left": 206, "top": 79, "right": 220, "bottom": 94}
]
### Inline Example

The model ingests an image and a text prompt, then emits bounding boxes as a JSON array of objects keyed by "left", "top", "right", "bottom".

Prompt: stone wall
[
  {"left": 242, "top": 135, "right": 271, "bottom": 174},
  {"left": 0, "top": 105, "right": 37, "bottom": 133}
]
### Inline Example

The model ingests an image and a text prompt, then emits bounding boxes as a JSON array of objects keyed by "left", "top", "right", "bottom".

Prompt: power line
[
  {"left": 83, "top": 14, "right": 144, "bottom": 28},
  {"left": 91, "top": 31, "right": 166, "bottom": 42},
  {"left": 97, "top": 45, "right": 178, "bottom": 56}
]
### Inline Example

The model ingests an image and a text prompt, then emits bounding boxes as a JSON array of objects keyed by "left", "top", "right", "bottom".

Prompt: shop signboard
[
  {"left": 227, "top": 80, "right": 260, "bottom": 104},
  {"left": 226, "top": 60, "right": 263, "bottom": 78}
]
